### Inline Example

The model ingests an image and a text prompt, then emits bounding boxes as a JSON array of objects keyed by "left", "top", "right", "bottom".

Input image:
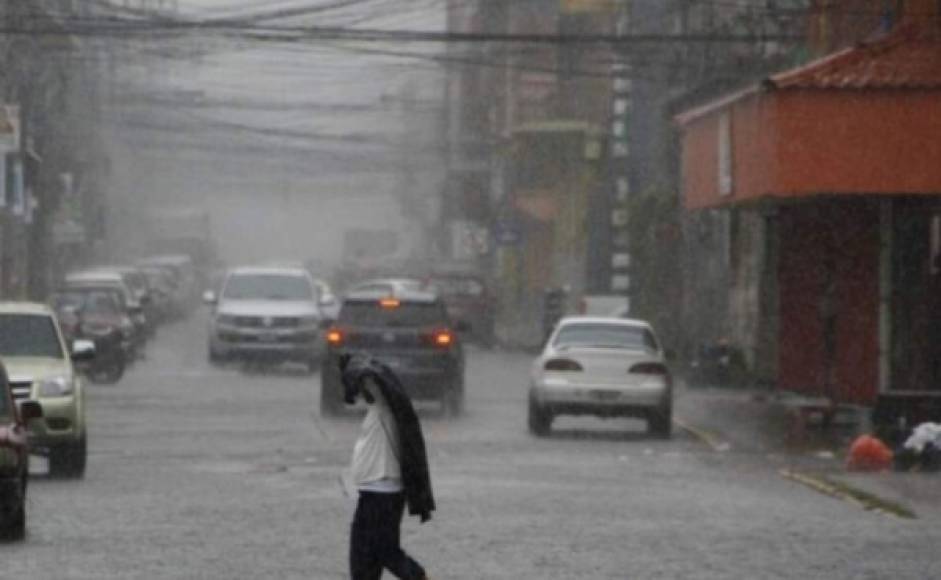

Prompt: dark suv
[
  {"left": 320, "top": 289, "right": 465, "bottom": 416},
  {"left": 426, "top": 271, "right": 495, "bottom": 347},
  {"left": 0, "top": 361, "right": 42, "bottom": 540}
]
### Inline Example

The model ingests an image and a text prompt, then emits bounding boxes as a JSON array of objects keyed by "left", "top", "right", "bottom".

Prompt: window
[
  {"left": 427, "top": 278, "right": 484, "bottom": 298},
  {"left": 554, "top": 323, "right": 659, "bottom": 352},
  {"left": 340, "top": 301, "right": 447, "bottom": 327},
  {"left": 54, "top": 290, "right": 122, "bottom": 316},
  {"left": 223, "top": 274, "right": 313, "bottom": 301},
  {"left": 0, "top": 314, "right": 64, "bottom": 359}
]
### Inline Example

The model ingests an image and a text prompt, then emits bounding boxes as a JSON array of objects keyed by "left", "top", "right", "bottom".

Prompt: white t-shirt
[{"left": 350, "top": 381, "right": 403, "bottom": 493}]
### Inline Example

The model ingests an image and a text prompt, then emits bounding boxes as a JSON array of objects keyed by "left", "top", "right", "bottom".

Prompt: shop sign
[{"left": 493, "top": 217, "right": 521, "bottom": 246}]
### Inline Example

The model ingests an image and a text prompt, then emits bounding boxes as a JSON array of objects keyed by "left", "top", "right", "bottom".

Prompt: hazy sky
[{"left": 105, "top": 0, "right": 446, "bottom": 267}]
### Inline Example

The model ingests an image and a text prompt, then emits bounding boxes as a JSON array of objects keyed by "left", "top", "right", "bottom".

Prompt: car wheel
[
  {"left": 648, "top": 406, "right": 673, "bottom": 439},
  {"left": 441, "top": 381, "right": 464, "bottom": 418},
  {"left": 0, "top": 478, "right": 26, "bottom": 541},
  {"left": 449, "top": 384, "right": 465, "bottom": 417},
  {"left": 49, "top": 436, "right": 87, "bottom": 478},
  {"left": 89, "top": 358, "right": 125, "bottom": 385},
  {"left": 0, "top": 505, "right": 26, "bottom": 542},
  {"left": 528, "top": 395, "right": 551, "bottom": 436},
  {"left": 320, "top": 375, "right": 342, "bottom": 416},
  {"left": 9, "top": 503, "right": 26, "bottom": 540}
]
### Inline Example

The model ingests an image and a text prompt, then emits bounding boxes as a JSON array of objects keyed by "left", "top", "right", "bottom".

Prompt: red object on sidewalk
[{"left": 846, "top": 435, "right": 894, "bottom": 471}]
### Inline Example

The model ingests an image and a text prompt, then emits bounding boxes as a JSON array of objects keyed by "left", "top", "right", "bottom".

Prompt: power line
[{"left": 2, "top": 13, "right": 805, "bottom": 44}]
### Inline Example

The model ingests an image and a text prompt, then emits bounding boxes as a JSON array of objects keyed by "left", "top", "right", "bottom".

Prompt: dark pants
[{"left": 350, "top": 491, "right": 425, "bottom": 580}]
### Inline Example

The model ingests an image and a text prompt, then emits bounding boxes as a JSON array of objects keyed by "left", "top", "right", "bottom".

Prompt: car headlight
[
  {"left": 37, "top": 375, "right": 74, "bottom": 398},
  {"left": 216, "top": 314, "right": 238, "bottom": 327}
]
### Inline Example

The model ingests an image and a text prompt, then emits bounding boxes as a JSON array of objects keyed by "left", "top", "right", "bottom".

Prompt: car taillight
[
  {"left": 326, "top": 328, "right": 344, "bottom": 346},
  {"left": 544, "top": 358, "right": 583, "bottom": 371},
  {"left": 628, "top": 362, "right": 668, "bottom": 375},
  {"left": 434, "top": 330, "right": 453, "bottom": 347},
  {"left": 629, "top": 362, "right": 672, "bottom": 387}
]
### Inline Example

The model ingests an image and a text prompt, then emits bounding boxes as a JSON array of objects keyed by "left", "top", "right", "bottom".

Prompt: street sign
[{"left": 493, "top": 218, "right": 521, "bottom": 246}]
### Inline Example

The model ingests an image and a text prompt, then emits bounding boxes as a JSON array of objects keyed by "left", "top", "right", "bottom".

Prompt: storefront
[{"left": 676, "top": 16, "right": 941, "bottom": 405}]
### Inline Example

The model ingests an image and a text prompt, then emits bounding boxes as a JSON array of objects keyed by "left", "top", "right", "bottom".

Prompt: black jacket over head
[{"left": 340, "top": 353, "right": 436, "bottom": 523}]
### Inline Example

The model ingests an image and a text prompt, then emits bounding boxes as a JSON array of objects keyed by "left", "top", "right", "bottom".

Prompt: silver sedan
[{"left": 528, "top": 316, "right": 673, "bottom": 437}]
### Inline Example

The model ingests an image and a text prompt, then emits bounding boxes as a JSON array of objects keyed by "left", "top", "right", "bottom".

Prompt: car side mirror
[
  {"left": 71, "top": 339, "right": 96, "bottom": 362},
  {"left": 19, "top": 400, "right": 43, "bottom": 422},
  {"left": 203, "top": 290, "right": 217, "bottom": 305}
]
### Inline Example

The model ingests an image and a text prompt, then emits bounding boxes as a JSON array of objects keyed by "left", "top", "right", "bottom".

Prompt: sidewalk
[{"left": 676, "top": 384, "right": 941, "bottom": 520}]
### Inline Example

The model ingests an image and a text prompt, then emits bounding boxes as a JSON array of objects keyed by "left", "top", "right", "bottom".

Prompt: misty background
[{"left": 103, "top": 0, "right": 447, "bottom": 267}]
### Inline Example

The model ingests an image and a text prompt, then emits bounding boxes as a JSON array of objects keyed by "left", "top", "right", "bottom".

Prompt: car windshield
[
  {"left": 0, "top": 314, "right": 64, "bottom": 359},
  {"left": 554, "top": 323, "right": 659, "bottom": 352},
  {"left": 223, "top": 274, "right": 313, "bottom": 301},
  {"left": 428, "top": 277, "right": 484, "bottom": 298},
  {"left": 54, "top": 290, "right": 122, "bottom": 316},
  {"left": 340, "top": 301, "right": 446, "bottom": 327}
]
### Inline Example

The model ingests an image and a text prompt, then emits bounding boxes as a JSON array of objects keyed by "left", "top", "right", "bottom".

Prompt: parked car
[
  {"left": 205, "top": 265, "right": 326, "bottom": 371},
  {"left": 51, "top": 288, "right": 131, "bottom": 384},
  {"left": 0, "top": 302, "right": 93, "bottom": 477},
  {"left": 138, "top": 255, "right": 200, "bottom": 317},
  {"left": 321, "top": 288, "right": 466, "bottom": 416},
  {"left": 528, "top": 316, "right": 673, "bottom": 438},
  {"left": 64, "top": 270, "right": 146, "bottom": 360},
  {"left": 0, "top": 360, "right": 43, "bottom": 540},
  {"left": 138, "top": 264, "right": 180, "bottom": 322},
  {"left": 103, "top": 266, "right": 159, "bottom": 337},
  {"left": 311, "top": 279, "right": 341, "bottom": 322},
  {"left": 425, "top": 271, "right": 495, "bottom": 347}
]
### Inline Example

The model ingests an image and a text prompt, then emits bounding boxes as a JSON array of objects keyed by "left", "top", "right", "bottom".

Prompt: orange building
[{"left": 676, "top": 8, "right": 941, "bottom": 405}]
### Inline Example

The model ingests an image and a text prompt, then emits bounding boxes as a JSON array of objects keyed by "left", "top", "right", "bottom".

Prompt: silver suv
[{"left": 205, "top": 266, "right": 325, "bottom": 372}]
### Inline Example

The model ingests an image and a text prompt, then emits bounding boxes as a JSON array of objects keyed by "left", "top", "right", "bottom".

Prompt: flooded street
[{"left": 4, "top": 313, "right": 937, "bottom": 579}]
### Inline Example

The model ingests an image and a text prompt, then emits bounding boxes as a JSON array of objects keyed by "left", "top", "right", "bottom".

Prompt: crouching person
[{"left": 340, "top": 353, "right": 435, "bottom": 580}]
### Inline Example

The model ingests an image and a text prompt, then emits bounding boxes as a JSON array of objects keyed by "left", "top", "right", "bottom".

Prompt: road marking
[
  {"left": 673, "top": 417, "right": 731, "bottom": 452},
  {"left": 779, "top": 469, "right": 916, "bottom": 519}
]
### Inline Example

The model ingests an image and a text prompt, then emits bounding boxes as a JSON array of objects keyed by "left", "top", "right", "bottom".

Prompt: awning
[{"left": 676, "top": 19, "right": 941, "bottom": 210}]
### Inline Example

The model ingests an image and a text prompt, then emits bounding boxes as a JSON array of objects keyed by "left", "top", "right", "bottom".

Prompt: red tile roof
[{"left": 770, "top": 21, "right": 941, "bottom": 90}]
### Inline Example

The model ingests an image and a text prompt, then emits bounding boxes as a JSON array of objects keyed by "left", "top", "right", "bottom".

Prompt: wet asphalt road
[{"left": 4, "top": 314, "right": 940, "bottom": 579}]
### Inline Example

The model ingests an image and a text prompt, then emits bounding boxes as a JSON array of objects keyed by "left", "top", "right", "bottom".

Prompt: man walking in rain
[{"left": 340, "top": 353, "right": 435, "bottom": 580}]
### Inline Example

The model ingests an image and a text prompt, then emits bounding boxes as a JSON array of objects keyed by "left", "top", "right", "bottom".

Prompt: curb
[{"left": 779, "top": 469, "right": 917, "bottom": 519}]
